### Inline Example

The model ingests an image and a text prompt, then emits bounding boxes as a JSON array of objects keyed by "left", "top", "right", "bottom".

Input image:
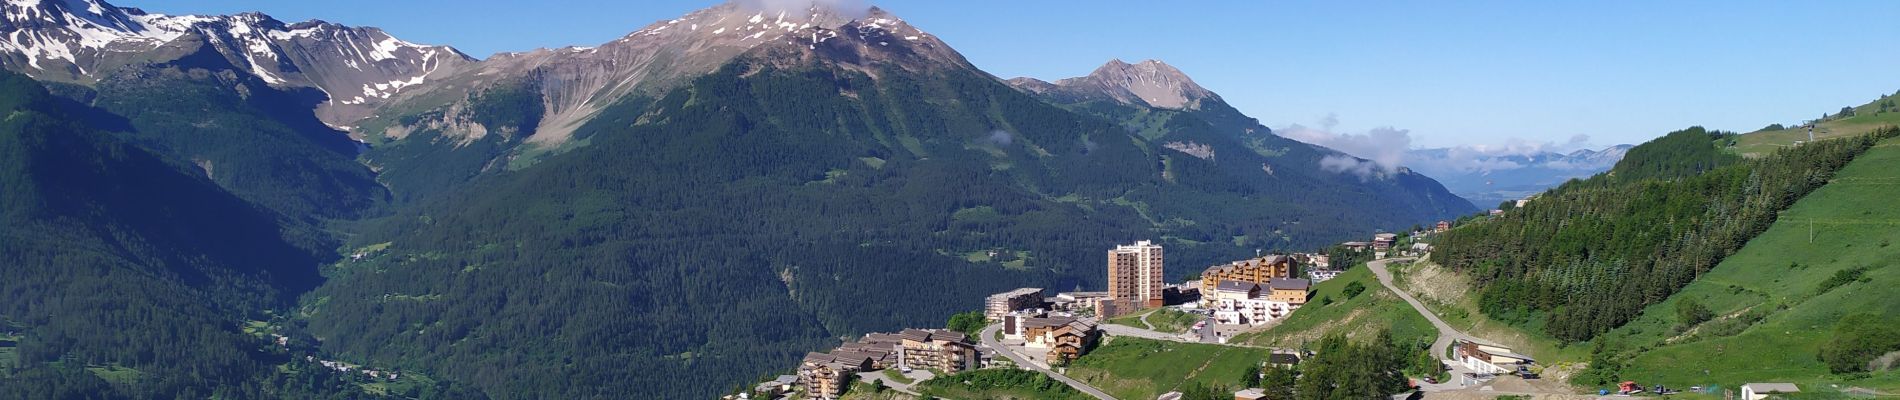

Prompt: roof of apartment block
[
  {"left": 1268, "top": 278, "right": 1311, "bottom": 291},
  {"left": 1214, "top": 280, "right": 1262, "bottom": 293}
]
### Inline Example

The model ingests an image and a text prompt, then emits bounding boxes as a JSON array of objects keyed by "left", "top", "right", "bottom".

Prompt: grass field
[
  {"left": 1388, "top": 260, "right": 1592, "bottom": 366},
  {"left": 1734, "top": 93, "right": 1900, "bottom": 156},
  {"left": 1105, "top": 307, "right": 1201, "bottom": 334},
  {"left": 880, "top": 368, "right": 914, "bottom": 385},
  {"left": 913, "top": 368, "right": 1091, "bottom": 400},
  {"left": 838, "top": 381, "right": 914, "bottom": 400},
  {"left": 1592, "top": 137, "right": 1900, "bottom": 394},
  {"left": 87, "top": 365, "right": 142, "bottom": 386},
  {"left": 1067, "top": 337, "right": 1276, "bottom": 400},
  {"left": 1228, "top": 267, "right": 1436, "bottom": 349}
]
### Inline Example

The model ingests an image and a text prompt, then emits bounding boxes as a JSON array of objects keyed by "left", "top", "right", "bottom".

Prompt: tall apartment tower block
[{"left": 1106, "top": 240, "right": 1165, "bottom": 316}]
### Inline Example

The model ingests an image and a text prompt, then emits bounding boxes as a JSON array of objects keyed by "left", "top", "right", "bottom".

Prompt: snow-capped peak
[{"left": 0, "top": 0, "right": 475, "bottom": 126}]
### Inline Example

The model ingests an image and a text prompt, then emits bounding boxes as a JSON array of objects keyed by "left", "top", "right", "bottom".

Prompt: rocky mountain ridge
[{"left": 0, "top": 0, "right": 473, "bottom": 126}]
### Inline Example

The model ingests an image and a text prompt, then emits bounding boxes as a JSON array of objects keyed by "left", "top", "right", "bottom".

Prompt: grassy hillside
[
  {"left": 1067, "top": 337, "right": 1278, "bottom": 400},
  {"left": 1105, "top": 308, "right": 1201, "bottom": 334},
  {"left": 1434, "top": 127, "right": 1886, "bottom": 342},
  {"left": 914, "top": 368, "right": 1092, "bottom": 400},
  {"left": 1230, "top": 267, "right": 1435, "bottom": 349},
  {"left": 1734, "top": 91, "right": 1900, "bottom": 156},
  {"left": 1387, "top": 260, "right": 1591, "bottom": 365},
  {"left": 1586, "top": 136, "right": 1900, "bottom": 393}
]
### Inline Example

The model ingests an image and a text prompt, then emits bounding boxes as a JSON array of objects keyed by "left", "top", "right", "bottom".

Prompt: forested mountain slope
[
  {"left": 0, "top": 70, "right": 365, "bottom": 398},
  {"left": 1434, "top": 126, "right": 1895, "bottom": 343},
  {"left": 300, "top": 6, "right": 1474, "bottom": 395},
  {"left": 1583, "top": 132, "right": 1900, "bottom": 392},
  {"left": 307, "top": 18, "right": 1180, "bottom": 399},
  {"left": 0, "top": 1, "right": 1485, "bottom": 398},
  {"left": 1010, "top": 60, "right": 1477, "bottom": 242}
]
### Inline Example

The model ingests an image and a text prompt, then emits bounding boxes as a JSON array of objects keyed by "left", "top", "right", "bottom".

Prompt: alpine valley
[{"left": 0, "top": 1, "right": 1477, "bottom": 398}]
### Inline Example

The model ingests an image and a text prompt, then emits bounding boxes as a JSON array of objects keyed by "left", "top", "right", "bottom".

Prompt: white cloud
[
  {"left": 1276, "top": 114, "right": 1413, "bottom": 179},
  {"left": 1278, "top": 114, "right": 1615, "bottom": 178},
  {"left": 1318, "top": 155, "right": 1384, "bottom": 181}
]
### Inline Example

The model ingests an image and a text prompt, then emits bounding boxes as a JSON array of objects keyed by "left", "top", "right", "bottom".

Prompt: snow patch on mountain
[{"left": 0, "top": 0, "right": 475, "bottom": 126}]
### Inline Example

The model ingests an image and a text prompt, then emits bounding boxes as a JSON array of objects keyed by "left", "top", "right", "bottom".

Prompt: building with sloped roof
[
  {"left": 1265, "top": 278, "right": 1311, "bottom": 305},
  {"left": 1741, "top": 383, "right": 1799, "bottom": 400},
  {"left": 1021, "top": 316, "right": 1100, "bottom": 363},
  {"left": 897, "top": 329, "right": 977, "bottom": 372},
  {"left": 1199, "top": 255, "right": 1297, "bottom": 294}
]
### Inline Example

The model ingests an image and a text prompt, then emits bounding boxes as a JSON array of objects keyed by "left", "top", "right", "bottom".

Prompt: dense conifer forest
[{"left": 1434, "top": 126, "right": 1898, "bottom": 342}]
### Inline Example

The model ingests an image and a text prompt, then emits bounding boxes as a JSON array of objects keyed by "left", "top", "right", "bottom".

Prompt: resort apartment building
[
  {"left": 1198, "top": 255, "right": 1297, "bottom": 292},
  {"left": 1106, "top": 240, "right": 1165, "bottom": 316},
  {"left": 896, "top": 329, "right": 978, "bottom": 372},
  {"left": 985, "top": 288, "right": 1045, "bottom": 321}
]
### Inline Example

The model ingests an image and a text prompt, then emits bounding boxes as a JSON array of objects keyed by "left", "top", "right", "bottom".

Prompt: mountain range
[
  {"left": 0, "top": 1, "right": 1477, "bottom": 398},
  {"left": 1406, "top": 144, "right": 1632, "bottom": 207}
]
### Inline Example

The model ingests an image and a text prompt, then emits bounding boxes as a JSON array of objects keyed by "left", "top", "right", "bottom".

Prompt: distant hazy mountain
[{"left": 1407, "top": 144, "right": 1632, "bottom": 207}]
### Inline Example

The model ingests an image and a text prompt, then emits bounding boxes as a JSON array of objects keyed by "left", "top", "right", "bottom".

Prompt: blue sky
[{"left": 146, "top": 0, "right": 1900, "bottom": 149}]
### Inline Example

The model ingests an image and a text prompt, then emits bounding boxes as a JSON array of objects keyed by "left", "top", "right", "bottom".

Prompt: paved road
[
  {"left": 980, "top": 324, "right": 1118, "bottom": 400},
  {"left": 1368, "top": 259, "right": 1497, "bottom": 369}
]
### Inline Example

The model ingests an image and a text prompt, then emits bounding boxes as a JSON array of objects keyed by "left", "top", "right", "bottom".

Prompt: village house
[
  {"left": 1372, "top": 233, "right": 1398, "bottom": 250},
  {"left": 985, "top": 287, "right": 1045, "bottom": 321},
  {"left": 1341, "top": 241, "right": 1371, "bottom": 252},
  {"left": 1019, "top": 316, "right": 1101, "bottom": 363},
  {"left": 1741, "top": 383, "right": 1799, "bottom": 400},
  {"left": 752, "top": 375, "right": 798, "bottom": 397},
  {"left": 1049, "top": 291, "right": 1111, "bottom": 314},
  {"left": 1455, "top": 341, "right": 1534, "bottom": 375},
  {"left": 1296, "top": 253, "right": 1330, "bottom": 269},
  {"left": 1435, "top": 220, "right": 1451, "bottom": 233},
  {"left": 1372, "top": 233, "right": 1398, "bottom": 259},
  {"left": 1234, "top": 388, "right": 1268, "bottom": 400},
  {"left": 1264, "top": 278, "right": 1311, "bottom": 305},
  {"left": 1306, "top": 269, "right": 1342, "bottom": 284}
]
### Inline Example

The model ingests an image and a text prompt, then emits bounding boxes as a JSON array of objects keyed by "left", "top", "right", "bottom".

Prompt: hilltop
[{"left": 1734, "top": 90, "right": 1900, "bottom": 156}]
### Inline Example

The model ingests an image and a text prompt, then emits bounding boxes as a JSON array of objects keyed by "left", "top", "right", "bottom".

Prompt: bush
[
  {"left": 1813, "top": 266, "right": 1870, "bottom": 297},
  {"left": 1819, "top": 314, "right": 1900, "bottom": 373},
  {"left": 946, "top": 311, "right": 987, "bottom": 335},
  {"left": 1342, "top": 281, "right": 1367, "bottom": 299},
  {"left": 1675, "top": 299, "right": 1713, "bottom": 326}
]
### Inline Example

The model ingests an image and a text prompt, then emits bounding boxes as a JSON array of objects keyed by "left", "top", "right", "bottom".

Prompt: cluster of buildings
[
  {"left": 984, "top": 286, "right": 1108, "bottom": 364},
  {"left": 303, "top": 356, "right": 399, "bottom": 381},
  {"left": 1199, "top": 255, "right": 1312, "bottom": 327},
  {"left": 793, "top": 329, "right": 982, "bottom": 399},
  {"left": 997, "top": 313, "right": 1102, "bottom": 363}
]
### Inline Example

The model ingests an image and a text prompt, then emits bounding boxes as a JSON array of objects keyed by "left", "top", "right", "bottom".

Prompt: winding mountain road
[{"left": 1366, "top": 258, "right": 1496, "bottom": 364}]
